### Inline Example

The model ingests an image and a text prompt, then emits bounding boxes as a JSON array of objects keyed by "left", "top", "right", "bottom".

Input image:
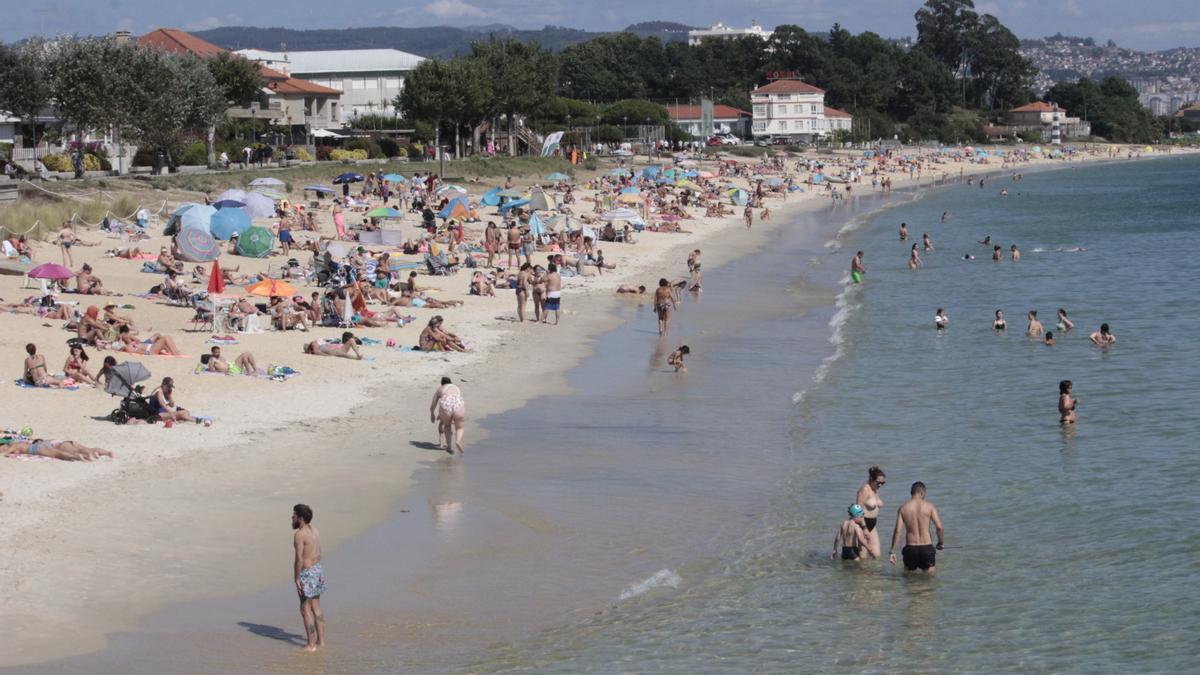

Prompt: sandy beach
[{"left": 0, "top": 144, "right": 1164, "bottom": 667}]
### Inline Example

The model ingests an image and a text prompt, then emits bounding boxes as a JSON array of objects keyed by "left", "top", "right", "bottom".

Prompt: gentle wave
[
  {"left": 618, "top": 569, "right": 682, "bottom": 601},
  {"left": 793, "top": 277, "right": 861, "bottom": 405}
]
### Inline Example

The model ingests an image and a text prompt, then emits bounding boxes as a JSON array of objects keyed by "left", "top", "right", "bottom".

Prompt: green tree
[
  {"left": 46, "top": 37, "right": 128, "bottom": 145},
  {"left": 471, "top": 39, "right": 555, "bottom": 156},
  {"left": 204, "top": 52, "right": 263, "bottom": 164},
  {"left": 0, "top": 41, "right": 52, "bottom": 158}
]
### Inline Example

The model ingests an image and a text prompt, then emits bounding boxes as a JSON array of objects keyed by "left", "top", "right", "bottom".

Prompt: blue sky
[{"left": 7, "top": 0, "right": 1200, "bottom": 50}]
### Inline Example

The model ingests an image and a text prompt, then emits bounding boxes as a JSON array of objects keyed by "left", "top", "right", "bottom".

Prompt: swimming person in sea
[
  {"left": 935, "top": 308, "right": 949, "bottom": 330},
  {"left": 851, "top": 251, "right": 866, "bottom": 284},
  {"left": 1056, "top": 308, "right": 1074, "bottom": 332},
  {"left": 888, "top": 481, "right": 944, "bottom": 574},
  {"left": 854, "top": 466, "right": 886, "bottom": 558},
  {"left": 1090, "top": 323, "right": 1116, "bottom": 346},
  {"left": 993, "top": 310, "right": 1007, "bottom": 330},
  {"left": 292, "top": 504, "right": 326, "bottom": 652},
  {"left": 1059, "top": 380, "right": 1078, "bottom": 424},
  {"left": 831, "top": 504, "right": 874, "bottom": 561}
]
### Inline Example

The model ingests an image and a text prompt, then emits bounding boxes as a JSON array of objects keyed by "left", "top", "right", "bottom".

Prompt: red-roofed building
[
  {"left": 1006, "top": 101, "right": 1090, "bottom": 141},
  {"left": 666, "top": 104, "right": 752, "bottom": 139},
  {"left": 138, "top": 29, "right": 342, "bottom": 132},
  {"left": 750, "top": 78, "right": 843, "bottom": 141}
]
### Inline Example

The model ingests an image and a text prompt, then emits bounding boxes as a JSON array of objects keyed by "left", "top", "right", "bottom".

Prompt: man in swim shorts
[
  {"left": 888, "top": 481, "right": 944, "bottom": 574},
  {"left": 292, "top": 503, "right": 326, "bottom": 651},
  {"left": 851, "top": 251, "right": 866, "bottom": 284},
  {"left": 543, "top": 263, "right": 562, "bottom": 325}
]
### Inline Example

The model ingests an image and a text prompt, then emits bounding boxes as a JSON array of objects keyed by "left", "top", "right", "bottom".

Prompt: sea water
[{"left": 463, "top": 156, "right": 1200, "bottom": 673}]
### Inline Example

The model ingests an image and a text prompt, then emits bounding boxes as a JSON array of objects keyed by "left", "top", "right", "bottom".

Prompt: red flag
[{"left": 208, "top": 259, "right": 225, "bottom": 295}]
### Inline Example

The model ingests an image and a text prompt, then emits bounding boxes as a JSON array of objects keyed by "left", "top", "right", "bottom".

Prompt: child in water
[{"left": 667, "top": 345, "right": 690, "bottom": 373}]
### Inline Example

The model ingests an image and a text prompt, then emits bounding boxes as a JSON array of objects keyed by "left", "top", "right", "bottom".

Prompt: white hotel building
[{"left": 750, "top": 79, "right": 852, "bottom": 142}]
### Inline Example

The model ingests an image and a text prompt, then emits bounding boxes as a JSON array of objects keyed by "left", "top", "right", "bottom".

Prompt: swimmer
[
  {"left": 1000, "top": 188, "right": 1009, "bottom": 197},
  {"left": 616, "top": 284, "right": 646, "bottom": 295},
  {"left": 909, "top": 244, "right": 921, "bottom": 271},
  {"left": 855, "top": 466, "right": 886, "bottom": 557},
  {"left": 992, "top": 245, "right": 1003, "bottom": 261},
  {"left": 935, "top": 308, "right": 949, "bottom": 329},
  {"left": 1089, "top": 323, "right": 1116, "bottom": 346},
  {"left": 992, "top": 309, "right": 1007, "bottom": 330},
  {"left": 1056, "top": 308, "right": 1074, "bottom": 332},
  {"left": 850, "top": 250, "right": 866, "bottom": 284},
  {"left": 923, "top": 232, "right": 934, "bottom": 252},
  {"left": 941, "top": 211, "right": 950, "bottom": 222},
  {"left": 1027, "top": 310, "right": 1044, "bottom": 337},
  {"left": 667, "top": 345, "right": 690, "bottom": 373},
  {"left": 1059, "top": 379, "right": 1078, "bottom": 424},
  {"left": 899, "top": 223, "right": 908, "bottom": 241},
  {"left": 1010, "top": 244, "right": 1021, "bottom": 262},
  {"left": 888, "top": 481, "right": 944, "bottom": 573},
  {"left": 962, "top": 253, "right": 975, "bottom": 261},
  {"left": 1045, "top": 331, "right": 1055, "bottom": 346},
  {"left": 831, "top": 504, "right": 875, "bottom": 561},
  {"left": 979, "top": 236, "right": 991, "bottom": 247}
]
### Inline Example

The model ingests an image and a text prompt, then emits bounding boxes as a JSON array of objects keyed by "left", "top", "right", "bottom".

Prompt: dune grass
[{"left": 1, "top": 191, "right": 141, "bottom": 240}]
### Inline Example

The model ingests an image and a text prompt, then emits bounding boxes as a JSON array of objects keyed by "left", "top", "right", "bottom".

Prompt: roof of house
[
  {"left": 824, "top": 106, "right": 851, "bottom": 118},
  {"left": 752, "top": 79, "right": 825, "bottom": 95},
  {"left": 666, "top": 104, "right": 752, "bottom": 120},
  {"left": 1010, "top": 101, "right": 1062, "bottom": 113},
  {"left": 138, "top": 29, "right": 340, "bottom": 97},
  {"left": 236, "top": 48, "right": 425, "bottom": 74}
]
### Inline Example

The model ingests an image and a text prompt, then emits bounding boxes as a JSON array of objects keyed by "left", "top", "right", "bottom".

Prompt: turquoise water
[{"left": 467, "top": 156, "right": 1200, "bottom": 672}]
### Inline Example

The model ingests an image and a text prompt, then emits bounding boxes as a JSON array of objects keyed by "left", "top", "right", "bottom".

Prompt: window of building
[
  {"left": 753, "top": 105, "right": 766, "bottom": 116},
  {"left": 384, "top": 78, "right": 401, "bottom": 89},
  {"left": 809, "top": 119, "right": 817, "bottom": 129},
  {"left": 779, "top": 120, "right": 788, "bottom": 130},
  {"left": 810, "top": 104, "right": 818, "bottom": 114},
  {"left": 776, "top": 105, "right": 788, "bottom": 115},
  {"left": 776, "top": 94, "right": 791, "bottom": 101}
]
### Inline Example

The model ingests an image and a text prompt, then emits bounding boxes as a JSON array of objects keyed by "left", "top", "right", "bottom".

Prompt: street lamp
[{"left": 250, "top": 102, "right": 259, "bottom": 146}]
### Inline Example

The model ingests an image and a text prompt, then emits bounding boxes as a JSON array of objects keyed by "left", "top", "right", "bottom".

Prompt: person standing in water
[
  {"left": 654, "top": 278, "right": 677, "bottom": 335},
  {"left": 923, "top": 232, "right": 934, "bottom": 253},
  {"left": 1010, "top": 244, "right": 1021, "bottom": 262},
  {"left": 292, "top": 504, "right": 326, "bottom": 652},
  {"left": 831, "top": 504, "right": 874, "bottom": 561},
  {"left": 909, "top": 244, "right": 922, "bottom": 270},
  {"left": 855, "top": 467, "right": 886, "bottom": 557},
  {"left": 1059, "top": 380, "right": 1078, "bottom": 424},
  {"left": 993, "top": 309, "right": 1007, "bottom": 330},
  {"left": 888, "top": 482, "right": 944, "bottom": 573},
  {"left": 1056, "top": 308, "right": 1074, "bottom": 332},
  {"left": 430, "top": 376, "right": 466, "bottom": 454},
  {"left": 1090, "top": 323, "right": 1116, "bottom": 346},
  {"left": 851, "top": 251, "right": 866, "bottom": 284},
  {"left": 935, "top": 308, "right": 949, "bottom": 330},
  {"left": 899, "top": 223, "right": 908, "bottom": 241},
  {"left": 1027, "top": 310, "right": 1044, "bottom": 337}
]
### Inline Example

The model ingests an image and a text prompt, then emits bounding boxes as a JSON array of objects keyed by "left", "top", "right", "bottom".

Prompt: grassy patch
[{"left": 1, "top": 192, "right": 140, "bottom": 239}]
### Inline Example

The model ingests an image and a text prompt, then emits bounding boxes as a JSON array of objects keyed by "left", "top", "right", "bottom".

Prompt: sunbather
[
  {"left": 150, "top": 377, "right": 207, "bottom": 424},
  {"left": 118, "top": 325, "right": 182, "bottom": 356},
  {"left": 206, "top": 345, "right": 258, "bottom": 375},
  {"left": 77, "top": 305, "right": 111, "bottom": 344},
  {"left": 418, "top": 315, "right": 467, "bottom": 352},
  {"left": 3, "top": 439, "right": 113, "bottom": 461},
  {"left": 64, "top": 344, "right": 99, "bottom": 385},
  {"left": 23, "top": 343, "right": 66, "bottom": 387},
  {"left": 303, "top": 332, "right": 363, "bottom": 359}
]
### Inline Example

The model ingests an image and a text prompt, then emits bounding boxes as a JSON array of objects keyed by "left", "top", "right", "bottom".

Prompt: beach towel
[
  {"left": 15, "top": 380, "right": 80, "bottom": 391},
  {"left": 206, "top": 335, "right": 240, "bottom": 345}
]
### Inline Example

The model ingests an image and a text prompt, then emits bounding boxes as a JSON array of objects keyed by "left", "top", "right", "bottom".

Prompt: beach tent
[
  {"left": 766, "top": 177, "right": 784, "bottom": 187},
  {"left": 498, "top": 198, "right": 530, "bottom": 213},
  {"left": 176, "top": 228, "right": 220, "bottom": 262},
  {"left": 437, "top": 198, "right": 470, "bottom": 220},
  {"left": 179, "top": 204, "right": 217, "bottom": 232},
  {"left": 249, "top": 177, "right": 284, "bottom": 187},
  {"left": 729, "top": 188, "right": 749, "bottom": 206},
  {"left": 236, "top": 226, "right": 275, "bottom": 258},
  {"left": 609, "top": 168, "right": 631, "bottom": 176},
  {"left": 209, "top": 207, "right": 251, "bottom": 240},
  {"left": 496, "top": 188, "right": 524, "bottom": 200},
  {"left": 619, "top": 187, "right": 640, "bottom": 195},
  {"left": 366, "top": 207, "right": 404, "bottom": 218},
  {"left": 241, "top": 192, "right": 276, "bottom": 219},
  {"left": 482, "top": 187, "right": 502, "bottom": 207},
  {"left": 528, "top": 188, "right": 555, "bottom": 212}
]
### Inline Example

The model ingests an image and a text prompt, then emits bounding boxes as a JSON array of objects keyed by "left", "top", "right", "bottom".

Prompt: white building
[
  {"left": 236, "top": 48, "right": 425, "bottom": 124},
  {"left": 688, "top": 21, "right": 773, "bottom": 46},
  {"left": 750, "top": 79, "right": 850, "bottom": 140}
]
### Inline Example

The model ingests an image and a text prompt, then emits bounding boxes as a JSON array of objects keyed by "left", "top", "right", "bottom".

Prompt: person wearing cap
[
  {"left": 831, "top": 504, "right": 875, "bottom": 561},
  {"left": 226, "top": 232, "right": 241, "bottom": 255}
]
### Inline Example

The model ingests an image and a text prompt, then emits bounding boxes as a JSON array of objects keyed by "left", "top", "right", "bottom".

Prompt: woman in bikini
[
  {"left": 993, "top": 309, "right": 1007, "bottom": 331},
  {"left": 429, "top": 376, "right": 466, "bottom": 454},
  {"left": 118, "top": 325, "right": 182, "bottom": 356},
  {"left": 1059, "top": 380, "right": 1078, "bottom": 425},
  {"left": 854, "top": 466, "right": 886, "bottom": 558},
  {"left": 64, "top": 344, "right": 99, "bottom": 386},
  {"left": 3, "top": 439, "right": 113, "bottom": 461},
  {"left": 303, "top": 332, "right": 363, "bottom": 359},
  {"left": 419, "top": 316, "right": 467, "bottom": 352},
  {"left": 151, "top": 377, "right": 203, "bottom": 424},
  {"left": 23, "top": 344, "right": 66, "bottom": 387}
]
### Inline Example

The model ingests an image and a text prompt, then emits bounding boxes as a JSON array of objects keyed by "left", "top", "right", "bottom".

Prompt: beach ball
[
  {"left": 21, "top": 426, "right": 33, "bottom": 437},
  {"left": 386, "top": 339, "right": 397, "bottom": 348}
]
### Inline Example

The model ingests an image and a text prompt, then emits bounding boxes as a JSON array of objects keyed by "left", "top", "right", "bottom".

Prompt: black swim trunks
[
  {"left": 841, "top": 546, "right": 860, "bottom": 560},
  {"left": 864, "top": 517, "right": 877, "bottom": 532},
  {"left": 901, "top": 544, "right": 936, "bottom": 571}
]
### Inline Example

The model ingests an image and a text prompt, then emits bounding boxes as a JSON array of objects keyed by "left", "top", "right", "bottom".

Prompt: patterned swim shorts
[{"left": 299, "top": 564, "right": 326, "bottom": 598}]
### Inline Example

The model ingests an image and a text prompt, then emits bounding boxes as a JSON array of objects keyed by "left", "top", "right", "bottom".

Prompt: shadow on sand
[{"left": 237, "top": 621, "right": 306, "bottom": 645}]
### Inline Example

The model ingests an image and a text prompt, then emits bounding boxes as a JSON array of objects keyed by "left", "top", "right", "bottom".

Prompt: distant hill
[{"left": 194, "top": 23, "right": 691, "bottom": 59}]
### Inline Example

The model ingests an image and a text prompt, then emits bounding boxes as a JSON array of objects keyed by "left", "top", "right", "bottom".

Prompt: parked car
[
  {"left": 771, "top": 137, "right": 793, "bottom": 146},
  {"left": 719, "top": 134, "right": 742, "bottom": 146},
  {"left": 706, "top": 136, "right": 724, "bottom": 147}
]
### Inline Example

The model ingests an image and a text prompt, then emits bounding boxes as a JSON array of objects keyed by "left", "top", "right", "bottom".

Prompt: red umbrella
[{"left": 208, "top": 259, "right": 225, "bottom": 295}]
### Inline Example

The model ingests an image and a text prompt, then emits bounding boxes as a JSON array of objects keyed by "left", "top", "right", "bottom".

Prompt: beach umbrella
[
  {"left": 496, "top": 188, "right": 524, "bottom": 199},
  {"left": 333, "top": 172, "right": 364, "bottom": 184},
  {"left": 528, "top": 188, "right": 555, "bottom": 212},
  {"left": 641, "top": 167, "right": 661, "bottom": 179},
  {"left": 208, "top": 260, "right": 225, "bottom": 295},
  {"left": 498, "top": 198, "right": 530, "bottom": 213},
  {"left": 209, "top": 207, "right": 251, "bottom": 240},
  {"left": 366, "top": 207, "right": 405, "bottom": 218},
  {"left": 437, "top": 184, "right": 467, "bottom": 196},
  {"left": 246, "top": 278, "right": 296, "bottom": 298},
  {"left": 236, "top": 225, "right": 275, "bottom": 258},
  {"left": 675, "top": 180, "right": 701, "bottom": 191},
  {"left": 27, "top": 262, "right": 73, "bottom": 280},
  {"left": 249, "top": 177, "right": 284, "bottom": 187},
  {"left": 481, "top": 187, "right": 502, "bottom": 206},
  {"left": 600, "top": 208, "right": 640, "bottom": 221},
  {"left": 176, "top": 228, "right": 220, "bottom": 262},
  {"left": 729, "top": 188, "right": 749, "bottom": 206},
  {"left": 241, "top": 192, "right": 276, "bottom": 219},
  {"left": 303, "top": 185, "right": 336, "bottom": 194},
  {"left": 252, "top": 188, "right": 287, "bottom": 201},
  {"left": 382, "top": 173, "right": 407, "bottom": 183},
  {"left": 616, "top": 193, "right": 641, "bottom": 204},
  {"left": 545, "top": 172, "right": 570, "bottom": 181},
  {"left": 766, "top": 177, "right": 784, "bottom": 187},
  {"left": 180, "top": 204, "right": 217, "bottom": 232},
  {"left": 216, "top": 189, "right": 248, "bottom": 203},
  {"left": 103, "top": 361, "right": 151, "bottom": 398},
  {"left": 528, "top": 212, "right": 546, "bottom": 239},
  {"left": 212, "top": 199, "right": 246, "bottom": 210},
  {"left": 654, "top": 177, "right": 671, "bottom": 185},
  {"left": 609, "top": 168, "right": 630, "bottom": 176},
  {"left": 619, "top": 187, "right": 640, "bottom": 195}
]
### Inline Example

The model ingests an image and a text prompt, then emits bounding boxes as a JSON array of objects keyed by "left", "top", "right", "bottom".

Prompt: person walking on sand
[
  {"left": 516, "top": 263, "right": 532, "bottom": 322},
  {"left": 832, "top": 504, "right": 875, "bottom": 561},
  {"left": 292, "top": 504, "right": 326, "bottom": 652},
  {"left": 888, "top": 481, "right": 944, "bottom": 574},
  {"left": 430, "top": 376, "right": 466, "bottom": 454},
  {"left": 1059, "top": 380, "right": 1078, "bottom": 424},
  {"left": 851, "top": 251, "right": 866, "bottom": 284},
  {"left": 743, "top": 205, "right": 753, "bottom": 229},
  {"left": 654, "top": 278, "right": 677, "bottom": 335}
]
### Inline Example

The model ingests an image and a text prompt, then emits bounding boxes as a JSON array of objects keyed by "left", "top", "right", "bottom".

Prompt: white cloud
[
  {"left": 184, "top": 16, "right": 223, "bottom": 31},
  {"left": 423, "top": 0, "right": 488, "bottom": 19}
]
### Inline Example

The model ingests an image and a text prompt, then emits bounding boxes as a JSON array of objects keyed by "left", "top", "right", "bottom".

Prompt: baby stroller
[{"left": 104, "top": 361, "right": 158, "bottom": 425}]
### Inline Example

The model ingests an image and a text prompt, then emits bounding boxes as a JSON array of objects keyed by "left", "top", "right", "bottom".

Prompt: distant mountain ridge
[{"left": 194, "top": 23, "right": 695, "bottom": 59}]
